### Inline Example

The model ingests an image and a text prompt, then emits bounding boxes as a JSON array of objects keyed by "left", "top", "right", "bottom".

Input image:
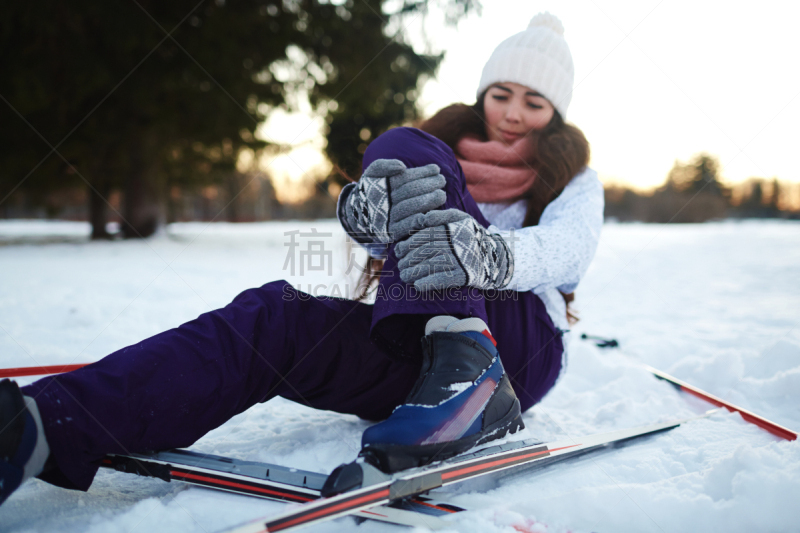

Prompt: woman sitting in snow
[{"left": 0, "top": 12, "right": 603, "bottom": 503}]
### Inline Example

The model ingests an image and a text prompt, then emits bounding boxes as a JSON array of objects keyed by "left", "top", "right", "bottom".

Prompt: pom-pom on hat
[{"left": 476, "top": 12, "right": 574, "bottom": 118}]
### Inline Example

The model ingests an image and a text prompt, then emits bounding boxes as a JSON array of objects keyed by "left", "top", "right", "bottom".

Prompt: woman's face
[{"left": 483, "top": 82, "right": 555, "bottom": 144}]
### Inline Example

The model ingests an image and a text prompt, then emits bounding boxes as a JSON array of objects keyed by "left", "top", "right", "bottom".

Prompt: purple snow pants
[{"left": 22, "top": 127, "right": 564, "bottom": 492}]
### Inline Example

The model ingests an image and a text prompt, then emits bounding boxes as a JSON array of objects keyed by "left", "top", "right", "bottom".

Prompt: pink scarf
[{"left": 456, "top": 136, "right": 537, "bottom": 203}]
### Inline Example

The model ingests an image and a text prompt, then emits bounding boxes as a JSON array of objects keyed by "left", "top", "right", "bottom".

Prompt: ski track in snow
[{"left": 0, "top": 219, "right": 798, "bottom": 533}]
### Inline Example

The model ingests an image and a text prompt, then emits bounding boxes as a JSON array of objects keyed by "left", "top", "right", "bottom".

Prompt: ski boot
[
  {"left": 359, "top": 316, "right": 524, "bottom": 473},
  {"left": 0, "top": 379, "right": 50, "bottom": 506}
]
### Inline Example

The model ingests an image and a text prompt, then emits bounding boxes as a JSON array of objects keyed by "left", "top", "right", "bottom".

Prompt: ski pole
[
  {"left": 644, "top": 364, "right": 797, "bottom": 441},
  {"left": 577, "top": 333, "right": 798, "bottom": 441},
  {"left": 0, "top": 363, "right": 89, "bottom": 378},
  {"left": 579, "top": 333, "right": 618, "bottom": 348}
]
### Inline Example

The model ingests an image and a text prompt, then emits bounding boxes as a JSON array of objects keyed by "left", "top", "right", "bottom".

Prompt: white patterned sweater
[
  {"left": 479, "top": 166, "right": 604, "bottom": 331},
  {"left": 341, "top": 166, "right": 604, "bottom": 332}
]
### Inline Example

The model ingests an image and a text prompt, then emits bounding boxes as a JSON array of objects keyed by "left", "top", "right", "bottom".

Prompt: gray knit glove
[
  {"left": 395, "top": 209, "right": 514, "bottom": 291},
  {"left": 338, "top": 159, "right": 454, "bottom": 245}
]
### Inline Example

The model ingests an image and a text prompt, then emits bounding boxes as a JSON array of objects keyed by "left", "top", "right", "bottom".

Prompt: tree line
[
  {"left": 604, "top": 153, "right": 799, "bottom": 223},
  {"left": 1, "top": 0, "right": 478, "bottom": 237},
  {"left": 3, "top": 3, "right": 797, "bottom": 231}
]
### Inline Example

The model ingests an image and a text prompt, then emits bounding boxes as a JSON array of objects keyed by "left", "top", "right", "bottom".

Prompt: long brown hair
[{"left": 353, "top": 90, "right": 590, "bottom": 322}]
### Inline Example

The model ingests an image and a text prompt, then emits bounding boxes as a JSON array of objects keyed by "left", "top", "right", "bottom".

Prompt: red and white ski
[
  {"left": 224, "top": 411, "right": 716, "bottom": 533},
  {"left": 101, "top": 449, "right": 462, "bottom": 530}
]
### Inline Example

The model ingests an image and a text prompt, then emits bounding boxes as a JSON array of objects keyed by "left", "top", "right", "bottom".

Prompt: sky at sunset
[{"left": 259, "top": 0, "right": 799, "bottom": 201}]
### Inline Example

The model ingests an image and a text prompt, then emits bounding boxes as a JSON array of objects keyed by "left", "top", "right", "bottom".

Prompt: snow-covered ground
[{"left": 1, "top": 219, "right": 798, "bottom": 533}]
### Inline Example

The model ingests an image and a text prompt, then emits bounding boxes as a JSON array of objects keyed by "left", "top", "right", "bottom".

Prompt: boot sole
[{"left": 360, "top": 398, "right": 524, "bottom": 473}]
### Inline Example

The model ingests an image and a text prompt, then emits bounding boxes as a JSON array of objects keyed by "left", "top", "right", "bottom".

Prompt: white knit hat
[{"left": 476, "top": 12, "right": 574, "bottom": 119}]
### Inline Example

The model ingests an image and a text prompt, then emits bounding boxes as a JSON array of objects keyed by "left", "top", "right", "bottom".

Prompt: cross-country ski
[
  {"left": 100, "top": 448, "right": 464, "bottom": 530},
  {"left": 223, "top": 412, "right": 714, "bottom": 533}
]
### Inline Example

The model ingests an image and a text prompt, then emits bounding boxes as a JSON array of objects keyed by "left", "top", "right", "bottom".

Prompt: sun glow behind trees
[
  {"left": 268, "top": 0, "right": 800, "bottom": 201},
  {"left": 417, "top": 0, "right": 800, "bottom": 190}
]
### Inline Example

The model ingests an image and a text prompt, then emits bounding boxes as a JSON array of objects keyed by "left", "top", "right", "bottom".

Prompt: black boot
[
  {"left": 0, "top": 379, "right": 48, "bottom": 506},
  {"left": 360, "top": 317, "right": 524, "bottom": 473}
]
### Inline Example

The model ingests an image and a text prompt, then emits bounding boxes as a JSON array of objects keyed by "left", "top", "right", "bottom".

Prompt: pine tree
[{"left": 0, "top": 0, "right": 478, "bottom": 237}]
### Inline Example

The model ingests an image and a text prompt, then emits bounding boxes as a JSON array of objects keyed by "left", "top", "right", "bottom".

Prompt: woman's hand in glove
[
  {"left": 339, "top": 159, "right": 452, "bottom": 244},
  {"left": 395, "top": 209, "right": 515, "bottom": 292}
]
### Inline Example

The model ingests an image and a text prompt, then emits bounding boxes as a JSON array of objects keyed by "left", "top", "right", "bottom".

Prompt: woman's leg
[
  {"left": 21, "top": 280, "right": 419, "bottom": 491},
  {"left": 484, "top": 292, "right": 564, "bottom": 413},
  {"left": 363, "top": 127, "right": 564, "bottom": 411},
  {"left": 362, "top": 127, "right": 494, "bottom": 361},
  {"left": 349, "top": 128, "right": 535, "bottom": 472}
]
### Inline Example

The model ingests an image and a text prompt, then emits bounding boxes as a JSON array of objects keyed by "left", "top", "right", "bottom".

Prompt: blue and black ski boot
[
  {"left": 0, "top": 379, "right": 49, "bottom": 506},
  {"left": 359, "top": 316, "right": 524, "bottom": 473}
]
